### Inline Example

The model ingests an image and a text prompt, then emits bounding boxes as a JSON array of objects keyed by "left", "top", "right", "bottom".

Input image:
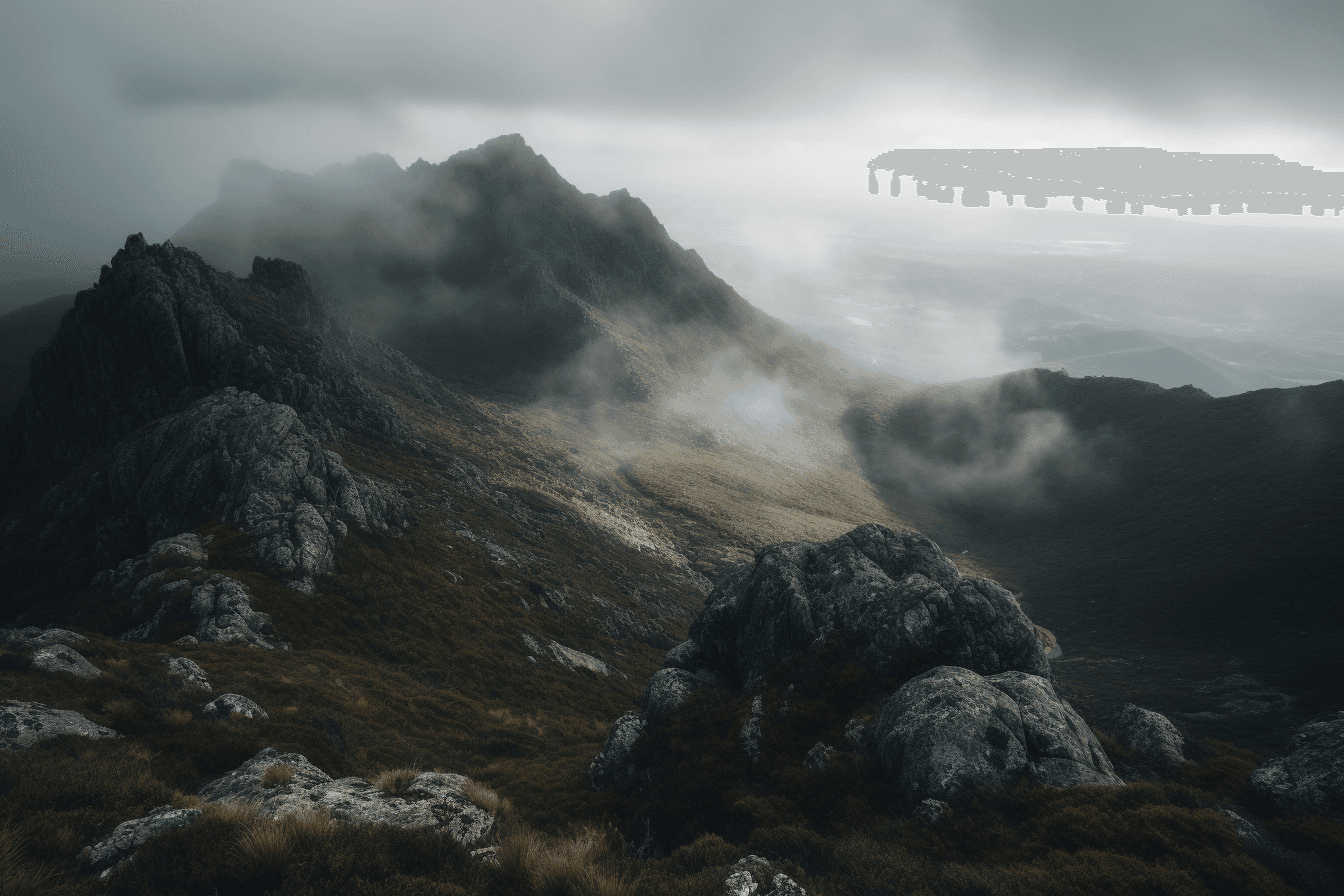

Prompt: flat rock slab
[
  {"left": 197, "top": 747, "right": 494, "bottom": 846},
  {"left": 81, "top": 806, "right": 201, "bottom": 876},
  {"left": 1, "top": 700, "right": 118, "bottom": 750},
  {"left": 30, "top": 644, "right": 102, "bottom": 679}
]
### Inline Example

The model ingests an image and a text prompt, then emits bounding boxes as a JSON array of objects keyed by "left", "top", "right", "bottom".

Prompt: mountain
[
  {"left": 2, "top": 138, "right": 1342, "bottom": 895},
  {"left": 174, "top": 134, "right": 866, "bottom": 405},
  {"left": 844, "top": 368, "right": 1344, "bottom": 747}
]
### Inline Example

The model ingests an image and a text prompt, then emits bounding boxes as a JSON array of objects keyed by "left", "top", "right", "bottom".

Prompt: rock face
[
  {"left": 1, "top": 700, "right": 118, "bottom": 750},
  {"left": 1, "top": 235, "right": 427, "bottom": 618},
  {"left": 873, "top": 666, "right": 1121, "bottom": 807},
  {"left": 1108, "top": 703, "right": 1187, "bottom": 774},
  {"left": 102, "top": 533, "right": 283, "bottom": 647},
  {"left": 202, "top": 693, "right": 268, "bottom": 722},
  {"left": 197, "top": 747, "right": 494, "bottom": 843},
  {"left": 80, "top": 806, "right": 202, "bottom": 877},
  {"left": 683, "top": 524, "right": 1049, "bottom": 694},
  {"left": 1250, "top": 711, "right": 1344, "bottom": 823},
  {"left": 30, "top": 643, "right": 102, "bottom": 679}
]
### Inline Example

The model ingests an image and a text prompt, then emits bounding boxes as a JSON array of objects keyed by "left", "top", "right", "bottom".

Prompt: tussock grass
[
  {"left": 262, "top": 763, "right": 296, "bottom": 788},
  {"left": 160, "top": 707, "right": 194, "bottom": 728},
  {"left": 0, "top": 823, "right": 56, "bottom": 896},
  {"left": 463, "top": 780, "right": 511, "bottom": 816},
  {"left": 375, "top": 767, "right": 420, "bottom": 796},
  {"left": 496, "top": 824, "right": 638, "bottom": 896}
]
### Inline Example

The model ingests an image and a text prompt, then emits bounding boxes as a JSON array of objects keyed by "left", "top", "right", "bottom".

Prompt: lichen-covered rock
[
  {"left": 0, "top": 627, "right": 88, "bottom": 651},
  {"left": 913, "top": 798, "right": 951, "bottom": 823},
  {"left": 804, "top": 741, "right": 836, "bottom": 772},
  {"left": 640, "top": 668, "right": 725, "bottom": 722},
  {"left": 1109, "top": 703, "right": 1187, "bottom": 773},
  {"left": 1250, "top": 711, "right": 1344, "bottom": 823},
  {"left": 198, "top": 747, "right": 493, "bottom": 845},
  {"left": 741, "top": 696, "right": 765, "bottom": 766},
  {"left": 521, "top": 633, "right": 612, "bottom": 675},
  {"left": 873, "top": 666, "right": 1121, "bottom": 808},
  {"left": 203, "top": 693, "right": 268, "bottom": 722},
  {"left": 159, "top": 654, "right": 211, "bottom": 692},
  {"left": 104, "top": 534, "right": 282, "bottom": 647},
  {"left": 723, "top": 855, "right": 807, "bottom": 896},
  {"left": 589, "top": 712, "right": 648, "bottom": 790},
  {"left": 30, "top": 643, "right": 102, "bottom": 679},
  {"left": 682, "top": 524, "right": 1048, "bottom": 693},
  {"left": 1, "top": 700, "right": 117, "bottom": 750},
  {"left": 80, "top": 806, "right": 201, "bottom": 877}
]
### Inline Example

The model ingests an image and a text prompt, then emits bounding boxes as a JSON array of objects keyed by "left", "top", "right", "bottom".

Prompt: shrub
[{"left": 262, "top": 763, "right": 295, "bottom": 789}]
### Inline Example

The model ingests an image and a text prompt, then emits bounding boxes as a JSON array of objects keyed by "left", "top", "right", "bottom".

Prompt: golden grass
[
  {"left": 374, "top": 767, "right": 419, "bottom": 796},
  {"left": 463, "top": 780, "right": 512, "bottom": 816},
  {"left": 161, "top": 707, "right": 194, "bottom": 728},
  {"left": 103, "top": 657, "right": 131, "bottom": 675},
  {"left": 496, "top": 824, "right": 638, "bottom": 896},
  {"left": 261, "top": 764, "right": 295, "bottom": 789}
]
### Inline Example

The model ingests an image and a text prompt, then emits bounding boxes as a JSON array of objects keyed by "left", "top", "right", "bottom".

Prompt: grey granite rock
[
  {"left": 108, "top": 533, "right": 281, "bottom": 647},
  {"left": 913, "top": 798, "right": 951, "bottom": 823},
  {"left": 203, "top": 693, "right": 268, "bottom": 722},
  {"left": 640, "top": 668, "right": 711, "bottom": 722},
  {"left": 741, "top": 696, "right": 765, "bottom": 767},
  {"left": 1109, "top": 703, "right": 1187, "bottom": 774},
  {"left": 873, "top": 666, "right": 1121, "bottom": 808},
  {"left": 30, "top": 643, "right": 102, "bottom": 679},
  {"left": 589, "top": 712, "right": 648, "bottom": 791},
  {"left": 723, "top": 855, "right": 807, "bottom": 896},
  {"left": 159, "top": 654, "right": 211, "bottom": 692},
  {"left": 1, "top": 700, "right": 117, "bottom": 750},
  {"left": 683, "top": 524, "right": 1047, "bottom": 693},
  {"left": 0, "top": 627, "right": 89, "bottom": 651},
  {"left": 1250, "top": 711, "right": 1344, "bottom": 823},
  {"left": 197, "top": 747, "right": 493, "bottom": 844},
  {"left": 80, "top": 806, "right": 201, "bottom": 877},
  {"left": 804, "top": 741, "right": 836, "bottom": 772}
]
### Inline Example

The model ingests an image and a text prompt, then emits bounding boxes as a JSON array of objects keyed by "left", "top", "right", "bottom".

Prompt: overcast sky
[{"left": 3, "top": 0, "right": 1343, "bottom": 276}]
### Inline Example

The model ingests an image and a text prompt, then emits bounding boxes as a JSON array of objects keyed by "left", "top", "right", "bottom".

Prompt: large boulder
[
  {"left": 202, "top": 693, "right": 268, "bottom": 722},
  {"left": 872, "top": 666, "right": 1121, "bottom": 807},
  {"left": 1, "top": 701, "right": 118, "bottom": 750},
  {"left": 682, "top": 524, "right": 1049, "bottom": 693},
  {"left": 1107, "top": 703, "right": 1187, "bottom": 774},
  {"left": 1250, "top": 711, "right": 1344, "bottom": 823},
  {"left": 591, "top": 525, "right": 1070, "bottom": 809}
]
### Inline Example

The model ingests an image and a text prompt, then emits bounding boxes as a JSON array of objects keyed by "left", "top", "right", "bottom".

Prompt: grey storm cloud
[{"left": 5, "top": 0, "right": 1342, "bottom": 118}]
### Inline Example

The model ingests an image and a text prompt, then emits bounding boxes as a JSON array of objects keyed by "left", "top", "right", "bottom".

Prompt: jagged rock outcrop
[
  {"left": 520, "top": 633, "right": 612, "bottom": 676},
  {"left": 100, "top": 533, "right": 283, "bottom": 647},
  {"left": 872, "top": 666, "right": 1121, "bottom": 808},
  {"left": 80, "top": 806, "right": 202, "bottom": 878},
  {"left": 1, "top": 700, "right": 118, "bottom": 750},
  {"left": 680, "top": 524, "right": 1049, "bottom": 694},
  {"left": 30, "top": 643, "right": 102, "bottom": 679},
  {"left": 592, "top": 524, "right": 1107, "bottom": 823},
  {"left": 1250, "top": 711, "right": 1344, "bottom": 823},
  {"left": 1, "top": 234, "right": 427, "bottom": 620},
  {"left": 1107, "top": 703, "right": 1187, "bottom": 774},
  {"left": 197, "top": 747, "right": 494, "bottom": 842},
  {"left": 202, "top": 693, "right": 268, "bottom": 722}
]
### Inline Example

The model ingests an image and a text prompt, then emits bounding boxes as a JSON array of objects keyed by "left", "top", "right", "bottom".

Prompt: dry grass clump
[
  {"left": 103, "top": 656, "right": 131, "bottom": 675},
  {"left": 0, "top": 823, "right": 55, "bottom": 896},
  {"left": 463, "top": 779, "right": 512, "bottom": 816},
  {"left": 374, "top": 767, "right": 420, "bottom": 796},
  {"left": 261, "top": 763, "right": 296, "bottom": 789},
  {"left": 496, "top": 824, "right": 637, "bottom": 896},
  {"left": 161, "top": 707, "right": 194, "bottom": 728},
  {"left": 230, "top": 808, "right": 337, "bottom": 889}
]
